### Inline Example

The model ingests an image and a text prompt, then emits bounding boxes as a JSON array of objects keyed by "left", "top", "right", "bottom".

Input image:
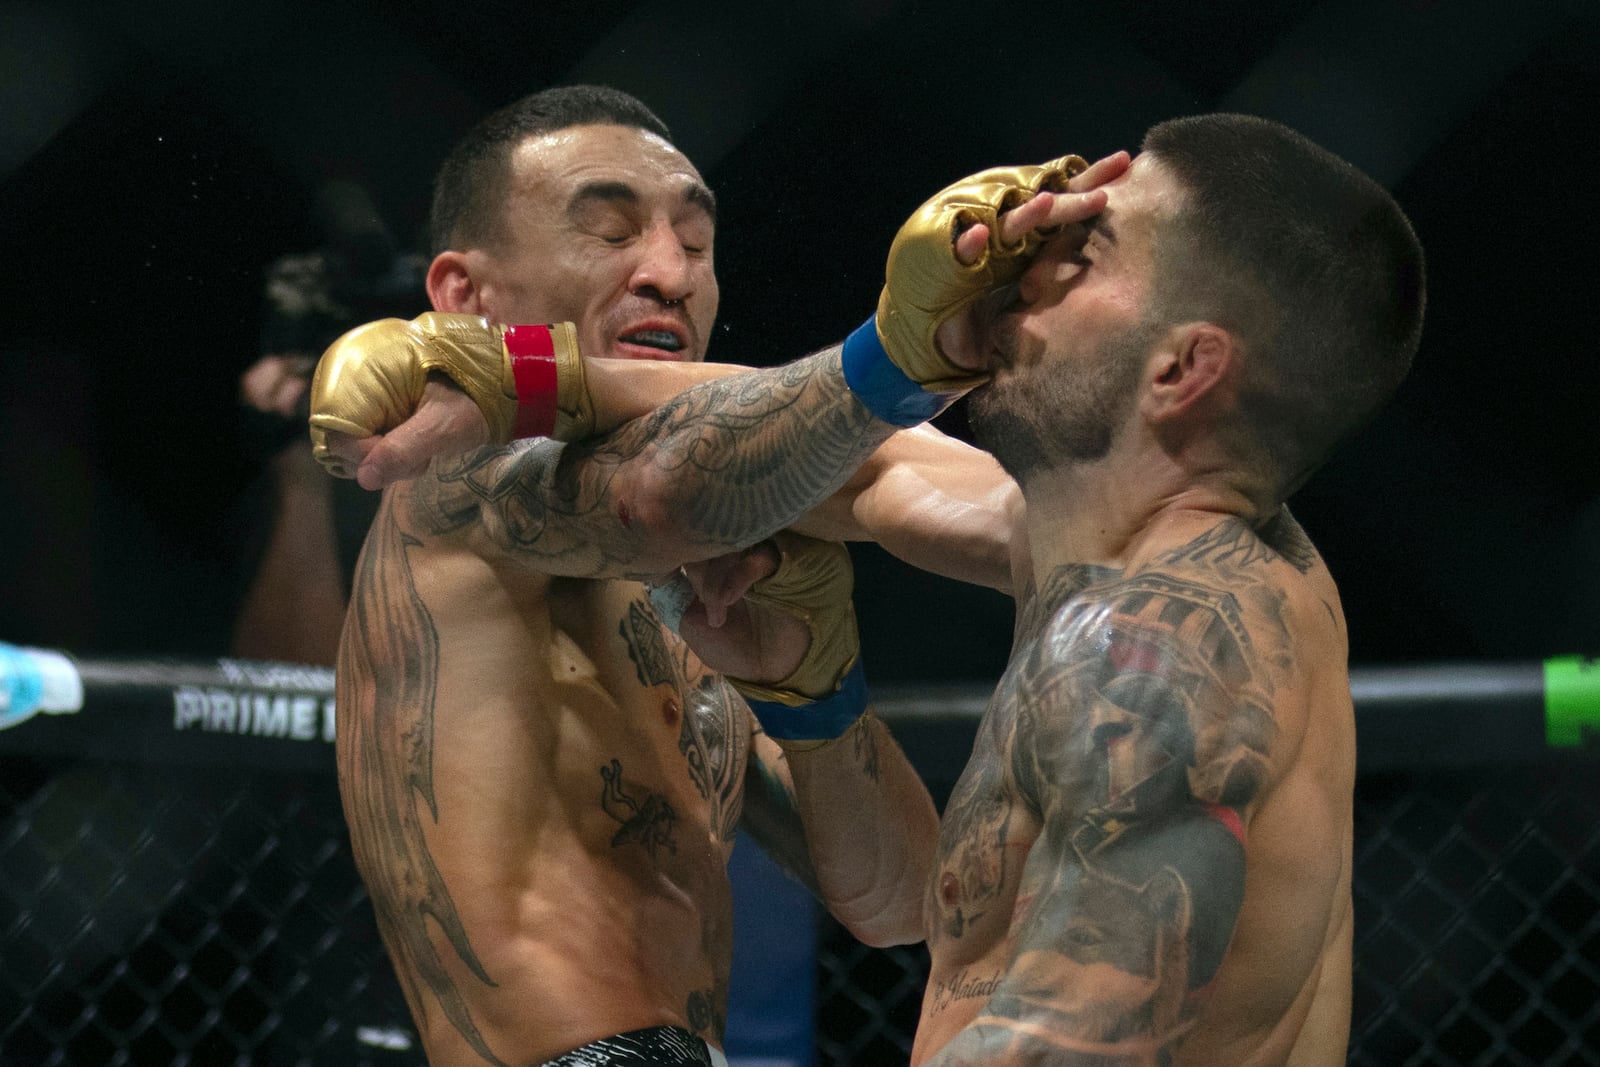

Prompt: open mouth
[{"left": 619, "top": 329, "right": 685, "bottom": 354}]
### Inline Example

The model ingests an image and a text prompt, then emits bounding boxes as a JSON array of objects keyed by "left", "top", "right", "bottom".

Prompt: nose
[
  {"left": 1017, "top": 227, "right": 1086, "bottom": 305},
  {"left": 630, "top": 223, "right": 695, "bottom": 305},
  {"left": 1017, "top": 250, "right": 1050, "bottom": 306}
]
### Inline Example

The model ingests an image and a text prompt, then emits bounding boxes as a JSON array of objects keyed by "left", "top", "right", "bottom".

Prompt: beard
[{"left": 969, "top": 321, "right": 1154, "bottom": 484}]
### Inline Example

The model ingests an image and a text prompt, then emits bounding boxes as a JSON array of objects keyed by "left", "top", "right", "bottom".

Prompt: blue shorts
[{"left": 541, "top": 1025, "right": 728, "bottom": 1066}]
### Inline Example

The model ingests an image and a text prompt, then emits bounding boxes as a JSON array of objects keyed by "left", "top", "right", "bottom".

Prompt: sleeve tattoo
[{"left": 413, "top": 348, "right": 892, "bottom": 577}]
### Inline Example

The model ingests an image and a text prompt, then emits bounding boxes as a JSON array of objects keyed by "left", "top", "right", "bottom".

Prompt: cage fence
[{"left": 1, "top": 655, "right": 1597, "bottom": 1066}]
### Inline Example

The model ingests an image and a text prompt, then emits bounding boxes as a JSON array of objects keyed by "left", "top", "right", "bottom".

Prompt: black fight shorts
[{"left": 541, "top": 1025, "right": 728, "bottom": 1066}]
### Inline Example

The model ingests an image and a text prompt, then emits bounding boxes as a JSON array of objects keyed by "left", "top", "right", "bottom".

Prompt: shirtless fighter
[
  {"left": 313, "top": 85, "right": 992, "bottom": 1067},
  {"left": 317, "top": 112, "right": 1423, "bottom": 1064}
]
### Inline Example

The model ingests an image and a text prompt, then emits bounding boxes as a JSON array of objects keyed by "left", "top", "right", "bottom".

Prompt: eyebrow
[
  {"left": 568, "top": 179, "right": 718, "bottom": 223},
  {"left": 1086, "top": 215, "right": 1119, "bottom": 246}
]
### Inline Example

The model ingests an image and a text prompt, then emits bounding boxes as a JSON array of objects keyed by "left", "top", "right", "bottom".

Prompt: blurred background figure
[{"left": 231, "top": 179, "right": 427, "bottom": 665}]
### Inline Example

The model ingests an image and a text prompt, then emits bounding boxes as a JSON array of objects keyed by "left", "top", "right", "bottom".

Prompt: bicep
[
  {"left": 792, "top": 424, "right": 1019, "bottom": 593},
  {"left": 1002, "top": 802, "right": 1248, "bottom": 1032}
]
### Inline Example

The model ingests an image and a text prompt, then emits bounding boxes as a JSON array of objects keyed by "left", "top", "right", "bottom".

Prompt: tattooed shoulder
[
  {"left": 1009, "top": 565, "right": 1281, "bottom": 817},
  {"left": 401, "top": 447, "right": 528, "bottom": 538},
  {"left": 1013, "top": 563, "right": 1122, "bottom": 644}
]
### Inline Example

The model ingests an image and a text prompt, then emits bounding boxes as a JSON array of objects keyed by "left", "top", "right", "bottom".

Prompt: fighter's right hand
[
  {"left": 307, "top": 312, "right": 593, "bottom": 481},
  {"left": 842, "top": 151, "right": 1128, "bottom": 426},
  {"left": 878, "top": 156, "right": 1088, "bottom": 386}
]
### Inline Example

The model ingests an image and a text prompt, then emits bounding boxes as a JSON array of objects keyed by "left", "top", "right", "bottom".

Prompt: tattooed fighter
[
  {"left": 309, "top": 84, "right": 1020, "bottom": 1067},
  {"left": 316, "top": 113, "right": 1423, "bottom": 1062},
  {"left": 698, "top": 115, "right": 1419, "bottom": 1065}
]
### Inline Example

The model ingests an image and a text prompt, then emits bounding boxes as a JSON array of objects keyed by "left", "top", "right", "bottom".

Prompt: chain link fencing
[
  {"left": 814, "top": 757, "right": 1600, "bottom": 1067},
  {"left": 2, "top": 663, "right": 1597, "bottom": 1065}
]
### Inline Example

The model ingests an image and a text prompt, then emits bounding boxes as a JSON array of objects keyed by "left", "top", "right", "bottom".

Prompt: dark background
[{"left": 2, "top": 0, "right": 1597, "bottom": 685}]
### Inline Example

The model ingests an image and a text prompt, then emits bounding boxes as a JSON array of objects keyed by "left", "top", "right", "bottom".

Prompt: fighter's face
[
  {"left": 466, "top": 123, "right": 719, "bottom": 363},
  {"left": 969, "top": 155, "right": 1180, "bottom": 480}
]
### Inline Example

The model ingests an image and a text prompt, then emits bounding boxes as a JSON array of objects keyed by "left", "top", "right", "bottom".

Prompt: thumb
[
  {"left": 357, "top": 391, "right": 492, "bottom": 487},
  {"left": 357, "top": 425, "right": 431, "bottom": 488}
]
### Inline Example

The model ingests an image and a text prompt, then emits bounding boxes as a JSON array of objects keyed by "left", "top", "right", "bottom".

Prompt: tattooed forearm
[
  {"left": 414, "top": 348, "right": 898, "bottom": 577},
  {"left": 336, "top": 504, "right": 507, "bottom": 1066},
  {"left": 617, "top": 351, "right": 889, "bottom": 544}
]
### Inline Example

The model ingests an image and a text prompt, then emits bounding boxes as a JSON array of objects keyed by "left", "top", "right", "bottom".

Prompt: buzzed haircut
[
  {"left": 429, "top": 85, "right": 673, "bottom": 256},
  {"left": 1141, "top": 113, "right": 1426, "bottom": 494}
]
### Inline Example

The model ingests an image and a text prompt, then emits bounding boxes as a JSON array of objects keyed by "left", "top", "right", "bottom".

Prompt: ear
[
  {"left": 1142, "top": 324, "right": 1234, "bottom": 422},
  {"left": 426, "top": 251, "right": 482, "bottom": 314}
]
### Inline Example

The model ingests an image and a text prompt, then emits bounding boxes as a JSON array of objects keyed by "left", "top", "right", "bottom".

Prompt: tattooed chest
[{"left": 603, "top": 592, "right": 751, "bottom": 847}]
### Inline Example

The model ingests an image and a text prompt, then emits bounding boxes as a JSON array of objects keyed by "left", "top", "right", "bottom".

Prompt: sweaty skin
[
  {"left": 334, "top": 120, "right": 944, "bottom": 1067},
  {"left": 328, "top": 129, "right": 1376, "bottom": 1063},
  {"left": 339, "top": 464, "right": 746, "bottom": 1064},
  {"left": 913, "top": 510, "right": 1353, "bottom": 1066}
]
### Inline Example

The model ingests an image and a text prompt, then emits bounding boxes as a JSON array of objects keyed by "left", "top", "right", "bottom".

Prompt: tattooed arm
[
  {"left": 925, "top": 570, "right": 1293, "bottom": 1064},
  {"left": 344, "top": 350, "right": 1017, "bottom": 589},
  {"left": 682, "top": 535, "right": 940, "bottom": 945},
  {"left": 417, "top": 342, "right": 1012, "bottom": 591},
  {"left": 585, "top": 359, "right": 1019, "bottom": 592}
]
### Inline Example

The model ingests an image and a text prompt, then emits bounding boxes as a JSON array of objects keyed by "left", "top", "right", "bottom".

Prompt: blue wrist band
[
  {"left": 840, "top": 316, "right": 954, "bottom": 427},
  {"left": 746, "top": 658, "right": 871, "bottom": 741}
]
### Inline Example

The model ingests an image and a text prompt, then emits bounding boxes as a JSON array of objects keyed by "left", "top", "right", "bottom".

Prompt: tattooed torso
[
  {"left": 336, "top": 466, "right": 752, "bottom": 1067},
  {"left": 915, "top": 512, "right": 1357, "bottom": 1066}
]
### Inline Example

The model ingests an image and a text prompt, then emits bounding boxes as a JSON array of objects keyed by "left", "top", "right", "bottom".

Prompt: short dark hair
[
  {"left": 428, "top": 84, "right": 673, "bottom": 256},
  {"left": 1141, "top": 113, "right": 1426, "bottom": 494}
]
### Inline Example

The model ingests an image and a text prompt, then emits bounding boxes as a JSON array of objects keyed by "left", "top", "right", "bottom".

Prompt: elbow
[
  {"left": 820, "top": 838, "right": 936, "bottom": 948},
  {"left": 829, "top": 889, "right": 927, "bottom": 948},
  {"left": 608, "top": 465, "right": 702, "bottom": 570}
]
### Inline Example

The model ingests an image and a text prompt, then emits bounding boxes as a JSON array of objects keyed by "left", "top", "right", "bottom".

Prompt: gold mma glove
[
  {"left": 307, "top": 312, "right": 593, "bottom": 477},
  {"left": 727, "top": 532, "right": 870, "bottom": 751},
  {"left": 842, "top": 154, "right": 1087, "bottom": 426}
]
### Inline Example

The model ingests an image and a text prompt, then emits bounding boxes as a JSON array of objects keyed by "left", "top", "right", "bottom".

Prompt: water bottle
[{"left": 0, "top": 642, "right": 84, "bottom": 730}]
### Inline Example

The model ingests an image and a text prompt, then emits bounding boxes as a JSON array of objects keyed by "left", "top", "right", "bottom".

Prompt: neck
[{"left": 1015, "top": 446, "right": 1267, "bottom": 582}]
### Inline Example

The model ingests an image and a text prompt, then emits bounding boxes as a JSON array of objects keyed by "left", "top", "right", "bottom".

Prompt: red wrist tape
[{"left": 504, "top": 324, "right": 560, "bottom": 440}]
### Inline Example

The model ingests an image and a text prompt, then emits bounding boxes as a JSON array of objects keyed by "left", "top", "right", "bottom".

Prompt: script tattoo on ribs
[{"left": 337, "top": 504, "right": 508, "bottom": 1067}]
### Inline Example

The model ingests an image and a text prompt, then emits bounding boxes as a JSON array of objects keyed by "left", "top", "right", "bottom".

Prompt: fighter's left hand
[
  {"left": 674, "top": 541, "right": 809, "bottom": 683},
  {"left": 673, "top": 533, "right": 860, "bottom": 705}
]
